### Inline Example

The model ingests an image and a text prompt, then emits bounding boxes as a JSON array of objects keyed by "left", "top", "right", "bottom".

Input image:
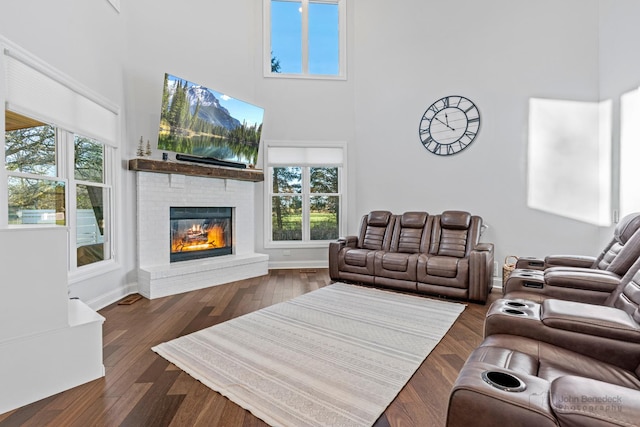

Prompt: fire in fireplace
[{"left": 170, "top": 207, "right": 232, "bottom": 262}]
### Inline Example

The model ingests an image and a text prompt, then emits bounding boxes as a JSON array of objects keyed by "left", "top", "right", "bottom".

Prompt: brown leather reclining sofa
[
  {"left": 446, "top": 213, "right": 640, "bottom": 426},
  {"left": 503, "top": 212, "right": 640, "bottom": 304},
  {"left": 328, "top": 210, "right": 495, "bottom": 303},
  {"left": 447, "top": 266, "right": 640, "bottom": 426}
]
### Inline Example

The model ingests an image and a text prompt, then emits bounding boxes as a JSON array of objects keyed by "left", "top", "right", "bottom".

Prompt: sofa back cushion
[
  {"left": 358, "top": 211, "right": 395, "bottom": 250},
  {"left": 595, "top": 212, "right": 640, "bottom": 273},
  {"left": 609, "top": 269, "right": 640, "bottom": 324},
  {"left": 606, "top": 267, "right": 640, "bottom": 379},
  {"left": 427, "top": 211, "right": 480, "bottom": 258},
  {"left": 392, "top": 211, "right": 429, "bottom": 254},
  {"left": 601, "top": 230, "right": 640, "bottom": 277}
]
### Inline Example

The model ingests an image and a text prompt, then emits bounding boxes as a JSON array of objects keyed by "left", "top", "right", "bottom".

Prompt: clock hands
[{"left": 434, "top": 116, "right": 455, "bottom": 131}]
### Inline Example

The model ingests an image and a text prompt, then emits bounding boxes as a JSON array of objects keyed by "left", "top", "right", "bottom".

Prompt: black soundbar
[{"left": 175, "top": 153, "right": 247, "bottom": 169}]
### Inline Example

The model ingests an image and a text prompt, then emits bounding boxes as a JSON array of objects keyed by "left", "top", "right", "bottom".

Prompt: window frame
[
  {"left": 1, "top": 39, "right": 120, "bottom": 281},
  {"left": 4, "top": 114, "right": 117, "bottom": 275},
  {"left": 264, "top": 141, "right": 346, "bottom": 248},
  {"left": 263, "top": 0, "right": 347, "bottom": 80}
]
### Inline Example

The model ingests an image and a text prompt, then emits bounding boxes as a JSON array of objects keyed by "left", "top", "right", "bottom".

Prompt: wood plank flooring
[{"left": 0, "top": 269, "right": 498, "bottom": 427}]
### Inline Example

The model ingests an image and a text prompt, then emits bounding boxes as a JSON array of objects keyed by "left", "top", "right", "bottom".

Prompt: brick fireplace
[{"left": 131, "top": 159, "right": 268, "bottom": 299}]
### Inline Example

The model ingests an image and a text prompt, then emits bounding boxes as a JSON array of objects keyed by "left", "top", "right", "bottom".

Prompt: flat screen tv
[{"left": 157, "top": 73, "right": 264, "bottom": 167}]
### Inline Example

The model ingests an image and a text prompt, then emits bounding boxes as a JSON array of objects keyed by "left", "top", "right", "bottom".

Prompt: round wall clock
[{"left": 418, "top": 95, "right": 481, "bottom": 156}]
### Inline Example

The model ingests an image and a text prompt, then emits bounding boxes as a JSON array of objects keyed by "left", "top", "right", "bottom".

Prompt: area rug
[{"left": 152, "top": 282, "right": 465, "bottom": 426}]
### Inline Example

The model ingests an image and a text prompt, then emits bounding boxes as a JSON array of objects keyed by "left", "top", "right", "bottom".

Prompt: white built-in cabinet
[{"left": 0, "top": 227, "right": 105, "bottom": 414}]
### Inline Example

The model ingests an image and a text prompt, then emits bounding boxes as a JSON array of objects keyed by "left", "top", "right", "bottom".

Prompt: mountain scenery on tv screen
[{"left": 158, "top": 73, "right": 264, "bottom": 165}]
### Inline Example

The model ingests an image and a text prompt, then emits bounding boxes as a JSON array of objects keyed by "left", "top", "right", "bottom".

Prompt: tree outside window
[
  {"left": 271, "top": 166, "right": 339, "bottom": 242},
  {"left": 5, "top": 110, "right": 112, "bottom": 268}
]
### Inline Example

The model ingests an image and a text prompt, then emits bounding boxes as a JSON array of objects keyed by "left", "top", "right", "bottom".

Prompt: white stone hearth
[{"left": 135, "top": 170, "right": 268, "bottom": 299}]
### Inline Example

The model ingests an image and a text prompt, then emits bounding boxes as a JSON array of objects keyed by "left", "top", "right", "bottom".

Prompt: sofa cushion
[
  {"left": 615, "top": 212, "right": 640, "bottom": 244},
  {"left": 400, "top": 211, "right": 428, "bottom": 228},
  {"left": 398, "top": 228, "right": 423, "bottom": 253},
  {"left": 437, "top": 229, "right": 469, "bottom": 258},
  {"left": 380, "top": 252, "right": 409, "bottom": 272},
  {"left": 440, "top": 210, "right": 472, "bottom": 230},
  {"left": 367, "top": 210, "right": 392, "bottom": 227},
  {"left": 426, "top": 255, "right": 460, "bottom": 278},
  {"left": 390, "top": 211, "right": 428, "bottom": 254},
  {"left": 550, "top": 376, "right": 640, "bottom": 427},
  {"left": 361, "top": 211, "right": 393, "bottom": 250},
  {"left": 344, "top": 249, "right": 368, "bottom": 267}
]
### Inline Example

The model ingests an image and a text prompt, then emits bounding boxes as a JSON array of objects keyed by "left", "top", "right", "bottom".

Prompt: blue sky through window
[
  {"left": 271, "top": 1, "right": 339, "bottom": 75},
  {"left": 309, "top": 2, "right": 339, "bottom": 75}
]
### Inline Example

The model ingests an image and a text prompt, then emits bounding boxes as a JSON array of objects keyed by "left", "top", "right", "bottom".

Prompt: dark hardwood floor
[{"left": 0, "top": 269, "right": 498, "bottom": 427}]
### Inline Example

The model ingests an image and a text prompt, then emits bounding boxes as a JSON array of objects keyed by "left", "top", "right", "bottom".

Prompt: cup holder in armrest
[
  {"left": 505, "top": 301, "right": 527, "bottom": 308},
  {"left": 481, "top": 371, "right": 527, "bottom": 392},
  {"left": 503, "top": 308, "right": 526, "bottom": 315}
]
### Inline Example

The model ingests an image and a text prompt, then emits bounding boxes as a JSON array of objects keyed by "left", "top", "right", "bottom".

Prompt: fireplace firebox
[{"left": 170, "top": 207, "right": 232, "bottom": 262}]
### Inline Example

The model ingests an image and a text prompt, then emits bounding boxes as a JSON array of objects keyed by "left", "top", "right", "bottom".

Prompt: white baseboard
[
  {"left": 268, "top": 260, "right": 329, "bottom": 270},
  {"left": 85, "top": 281, "right": 139, "bottom": 311}
]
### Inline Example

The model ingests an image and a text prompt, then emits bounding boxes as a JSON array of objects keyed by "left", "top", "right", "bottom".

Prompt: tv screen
[{"left": 157, "top": 73, "right": 264, "bottom": 166}]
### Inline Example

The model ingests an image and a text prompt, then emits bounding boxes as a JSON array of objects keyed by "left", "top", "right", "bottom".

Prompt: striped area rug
[{"left": 152, "top": 282, "right": 465, "bottom": 426}]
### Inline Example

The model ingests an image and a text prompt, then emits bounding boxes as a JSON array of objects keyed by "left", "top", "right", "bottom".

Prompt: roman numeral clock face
[{"left": 419, "top": 96, "right": 480, "bottom": 156}]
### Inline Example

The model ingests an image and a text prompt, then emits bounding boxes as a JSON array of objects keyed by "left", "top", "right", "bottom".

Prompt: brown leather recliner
[
  {"left": 503, "top": 214, "right": 640, "bottom": 304},
  {"left": 329, "top": 210, "right": 494, "bottom": 302},
  {"left": 328, "top": 210, "right": 395, "bottom": 285},
  {"left": 416, "top": 211, "right": 492, "bottom": 302},
  {"left": 374, "top": 211, "right": 430, "bottom": 292},
  {"left": 447, "top": 269, "right": 640, "bottom": 426},
  {"left": 515, "top": 212, "right": 640, "bottom": 271}
]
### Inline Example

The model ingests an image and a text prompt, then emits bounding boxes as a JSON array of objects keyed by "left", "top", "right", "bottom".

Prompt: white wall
[
  {"left": 352, "top": 0, "right": 607, "bottom": 268},
  {"left": 598, "top": 0, "right": 640, "bottom": 245},
  {"left": 0, "top": 0, "right": 135, "bottom": 308},
  {"left": 120, "top": 0, "right": 357, "bottom": 269},
  {"left": 1, "top": 0, "right": 638, "bottom": 309}
]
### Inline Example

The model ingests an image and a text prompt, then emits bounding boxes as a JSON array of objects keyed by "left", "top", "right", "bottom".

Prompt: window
[
  {"left": 5, "top": 111, "right": 114, "bottom": 269},
  {"left": 265, "top": 143, "right": 346, "bottom": 246},
  {"left": 2, "top": 43, "right": 119, "bottom": 275},
  {"left": 264, "top": 0, "right": 346, "bottom": 79},
  {"left": 73, "top": 135, "right": 112, "bottom": 267},
  {"left": 5, "top": 116, "right": 65, "bottom": 225}
]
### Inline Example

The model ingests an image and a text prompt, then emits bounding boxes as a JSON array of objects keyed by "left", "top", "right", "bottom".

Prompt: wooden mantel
[{"left": 128, "top": 158, "right": 264, "bottom": 182}]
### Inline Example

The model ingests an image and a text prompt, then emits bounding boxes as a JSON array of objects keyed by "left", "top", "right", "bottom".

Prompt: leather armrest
[
  {"left": 515, "top": 257, "right": 546, "bottom": 270},
  {"left": 468, "top": 243, "right": 494, "bottom": 303},
  {"left": 474, "top": 242, "right": 493, "bottom": 252},
  {"left": 341, "top": 236, "right": 358, "bottom": 246},
  {"left": 543, "top": 269, "right": 620, "bottom": 292},
  {"left": 447, "top": 362, "right": 557, "bottom": 427},
  {"left": 328, "top": 236, "right": 358, "bottom": 280},
  {"left": 541, "top": 299, "right": 640, "bottom": 343},
  {"left": 545, "top": 254, "right": 596, "bottom": 268},
  {"left": 550, "top": 376, "right": 640, "bottom": 426}
]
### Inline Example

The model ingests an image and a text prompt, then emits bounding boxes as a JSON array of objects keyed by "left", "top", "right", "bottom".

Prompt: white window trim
[
  {"left": 1, "top": 36, "right": 121, "bottom": 278},
  {"left": 264, "top": 140, "right": 347, "bottom": 249},
  {"left": 263, "top": 0, "right": 347, "bottom": 80}
]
